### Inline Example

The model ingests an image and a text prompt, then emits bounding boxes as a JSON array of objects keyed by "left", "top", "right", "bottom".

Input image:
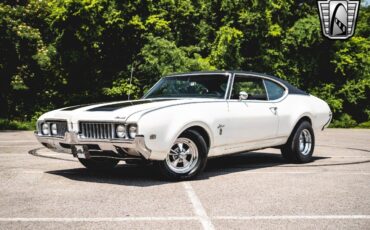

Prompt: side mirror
[{"left": 239, "top": 91, "right": 248, "bottom": 100}]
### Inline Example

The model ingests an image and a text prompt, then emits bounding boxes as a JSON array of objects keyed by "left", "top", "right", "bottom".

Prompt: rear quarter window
[{"left": 264, "top": 80, "right": 286, "bottom": 100}]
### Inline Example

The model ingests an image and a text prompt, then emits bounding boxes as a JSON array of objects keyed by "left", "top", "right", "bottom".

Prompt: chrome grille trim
[{"left": 79, "top": 122, "right": 115, "bottom": 140}]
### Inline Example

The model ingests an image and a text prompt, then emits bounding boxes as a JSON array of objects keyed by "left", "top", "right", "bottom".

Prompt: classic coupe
[{"left": 35, "top": 71, "right": 332, "bottom": 180}]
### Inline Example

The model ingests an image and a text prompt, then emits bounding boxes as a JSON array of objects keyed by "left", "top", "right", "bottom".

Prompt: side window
[
  {"left": 264, "top": 80, "right": 286, "bottom": 100},
  {"left": 231, "top": 76, "right": 267, "bottom": 100}
]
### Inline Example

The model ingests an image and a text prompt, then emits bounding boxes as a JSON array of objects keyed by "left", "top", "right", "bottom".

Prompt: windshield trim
[{"left": 142, "top": 72, "right": 232, "bottom": 100}]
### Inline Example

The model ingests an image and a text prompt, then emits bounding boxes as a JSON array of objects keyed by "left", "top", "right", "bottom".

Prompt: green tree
[{"left": 0, "top": 0, "right": 369, "bottom": 129}]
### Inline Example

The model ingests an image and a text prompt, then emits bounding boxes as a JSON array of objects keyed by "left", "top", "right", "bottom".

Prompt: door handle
[{"left": 269, "top": 107, "right": 278, "bottom": 115}]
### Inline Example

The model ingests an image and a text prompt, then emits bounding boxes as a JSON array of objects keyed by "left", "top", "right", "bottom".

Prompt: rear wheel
[
  {"left": 158, "top": 130, "right": 208, "bottom": 180},
  {"left": 78, "top": 157, "right": 119, "bottom": 170},
  {"left": 281, "top": 121, "right": 315, "bottom": 163}
]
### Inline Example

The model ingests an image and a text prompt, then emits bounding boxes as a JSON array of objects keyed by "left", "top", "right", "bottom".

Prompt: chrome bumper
[{"left": 34, "top": 131, "right": 152, "bottom": 159}]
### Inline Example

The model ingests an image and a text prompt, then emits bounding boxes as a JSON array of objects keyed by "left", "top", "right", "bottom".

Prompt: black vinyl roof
[{"left": 166, "top": 71, "right": 309, "bottom": 95}]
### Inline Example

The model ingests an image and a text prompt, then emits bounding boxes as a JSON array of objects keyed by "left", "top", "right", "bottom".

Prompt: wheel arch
[
  {"left": 289, "top": 114, "right": 313, "bottom": 139},
  {"left": 173, "top": 122, "right": 213, "bottom": 151},
  {"left": 296, "top": 115, "right": 312, "bottom": 125}
]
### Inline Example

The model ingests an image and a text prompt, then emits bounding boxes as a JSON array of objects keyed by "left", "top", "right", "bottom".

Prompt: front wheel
[
  {"left": 78, "top": 157, "right": 119, "bottom": 170},
  {"left": 158, "top": 130, "right": 208, "bottom": 180},
  {"left": 281, "top": 121, "right": 315, "bottom": 163}
]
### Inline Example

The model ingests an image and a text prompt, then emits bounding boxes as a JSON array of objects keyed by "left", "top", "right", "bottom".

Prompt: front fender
[
  {"left": 134, "top": 102, "right": 226, "bottom": 160},
  {"left": 169, "top": 121, "right": 214, "bottom": 151}
]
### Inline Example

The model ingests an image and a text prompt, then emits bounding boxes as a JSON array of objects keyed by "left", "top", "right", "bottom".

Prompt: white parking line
[
  {"left": 1, "top": 215, "right": 368, "bottom": 222},
  {"left": 240, "top": 171, "right": 370, "bottom": 175},
  {"left": 1, "top": 170, "right": 368, "bottom": 176},
  {"left": 214, "top": 215, "right": 370, "bottom": 220},
  {"left": 183, "top": 182, "right": 215, "bottom": 230},
  {"left": 323, "top": 156, "right": 370, "bottom": 158},
  {"left": 0, "top": 217, "right": 197, "bottom": 222},
  {"left": 0, "top": 141, "right": 37, "bottom": 143},
  {"left": 0, "top": 153, "right": 61, "bottom": 156}
]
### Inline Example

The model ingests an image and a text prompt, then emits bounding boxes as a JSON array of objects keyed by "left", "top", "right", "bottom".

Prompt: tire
[
  {"left": 281, "top": 121, "right": 315, "bottom": 163},
  {"left": 78, "top": 157, "right": 119, "bottom": 171},
  {"left": 158, "top": 130, "right": 208, "bottom": 180}
]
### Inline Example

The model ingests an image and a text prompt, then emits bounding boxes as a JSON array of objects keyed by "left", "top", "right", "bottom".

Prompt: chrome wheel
[
  {"left": 299, "top": 129, "right": 312, "bottom": 155},
  {"left": 165, "top": 138, "right": 199, "bottom": 174}
]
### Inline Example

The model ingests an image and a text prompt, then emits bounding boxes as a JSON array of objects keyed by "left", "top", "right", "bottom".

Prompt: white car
[{"left": 35, "top": 71, "right": 332, "bottom": 180}]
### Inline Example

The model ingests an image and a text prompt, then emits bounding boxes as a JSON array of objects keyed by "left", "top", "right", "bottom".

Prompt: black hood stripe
[
  {"left": 87, "top": 99, "right": 176, "bottom": 111},
  {"left": 61, "top": 103, "right": 95, "bottom": 111}
]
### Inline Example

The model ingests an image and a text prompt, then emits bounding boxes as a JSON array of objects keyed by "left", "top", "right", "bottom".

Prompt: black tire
[
  {"left": 281, "top": 121, "right": 315, "bottom": 163},
  {"left": 158, "top": 130, "right": 208, "bottom": 180},
  {"left": 78, "top": 157, "right": 119, "bottom": 171}
]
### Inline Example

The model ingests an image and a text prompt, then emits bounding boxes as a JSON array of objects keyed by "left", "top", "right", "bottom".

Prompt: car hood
[{"left": 38, "top": 98, "right": 222, "bottom": 124}]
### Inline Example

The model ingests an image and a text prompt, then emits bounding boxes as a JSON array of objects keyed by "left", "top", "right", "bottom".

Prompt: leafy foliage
[
  {"left": 0, "top": 0, "right": 369, "bottom": 129},
  {"left": 0, "top": 119, "right": 35, "bottom": 131},
  {"left": 329, "top": 113, "right": 358, "bottom": 128}
]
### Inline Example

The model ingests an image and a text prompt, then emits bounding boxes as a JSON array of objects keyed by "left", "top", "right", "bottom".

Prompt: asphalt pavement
[{"left": 0, "top": 129, "right": 369, "bottom": 229}]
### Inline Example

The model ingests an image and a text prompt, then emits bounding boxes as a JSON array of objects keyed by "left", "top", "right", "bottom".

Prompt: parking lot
[{"left": 0, "top": 129, "right": 369, "bottom": 229}]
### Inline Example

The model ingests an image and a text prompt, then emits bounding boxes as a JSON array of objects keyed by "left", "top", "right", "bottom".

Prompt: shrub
[
  {"left": 0, "top": 119, "right": 35, "bottom": 131},
  {"left": 357, "top": 121, "right": 370, "bottom": 129},
  {"left": 329, "top": 114, "right": 357, "bottom": 128}
]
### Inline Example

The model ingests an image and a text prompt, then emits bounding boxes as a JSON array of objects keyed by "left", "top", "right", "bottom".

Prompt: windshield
[{"left": 144, "top": 74, "right": 229, "bottom": 99}]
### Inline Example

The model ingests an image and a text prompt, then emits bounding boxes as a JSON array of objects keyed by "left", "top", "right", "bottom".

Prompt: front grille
[{"left": 79, "top": 122, "right": 114, "bottom": 139}]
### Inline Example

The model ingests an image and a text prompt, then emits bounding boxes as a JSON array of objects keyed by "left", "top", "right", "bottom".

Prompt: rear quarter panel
[{"left": 277, "top": 95, "right": 331, "bottom": 138}]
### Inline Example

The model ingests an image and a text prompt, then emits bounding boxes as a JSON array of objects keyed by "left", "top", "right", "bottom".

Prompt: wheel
[
  {"left": 78, "top": 157, "right": 119, "bottom": 170},
  {"left": 158, "top": 130, "right": 208, "bottom": 180},
  {"left": 281, "top": 121, "right": 315, "bottom": 163}
]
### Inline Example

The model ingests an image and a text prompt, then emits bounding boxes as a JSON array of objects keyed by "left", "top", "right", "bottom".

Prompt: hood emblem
[{"left": 115, "top": 116, "right": 126, "bottom": 120}]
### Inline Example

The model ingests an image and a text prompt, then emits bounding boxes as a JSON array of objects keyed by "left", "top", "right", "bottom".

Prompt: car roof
[{"left": 165, "top": 71, "right": 309, "bottom": 95}]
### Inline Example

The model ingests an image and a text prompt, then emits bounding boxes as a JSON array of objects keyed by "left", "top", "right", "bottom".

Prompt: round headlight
[
  {"left": 42, "top": 123, "right": 49, "bottom": 135},
  {"left": 116, "top": 125, "right": 126, "bottom": 138},
  {"left": 128, "top": 125, "right": 137, "bottom": 138},
  {"left": 51, "top": 123, "right": 58, "bottom": 135}
]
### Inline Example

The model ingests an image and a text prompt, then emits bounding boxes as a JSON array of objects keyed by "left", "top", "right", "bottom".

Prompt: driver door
[{"left": 223, "top": 75, "right": 279, "bottom": 153}]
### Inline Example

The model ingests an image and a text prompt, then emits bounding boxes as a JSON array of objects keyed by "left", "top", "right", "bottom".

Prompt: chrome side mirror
[{"left": 239, "top": 91, "right": 248, "bottom": 100}]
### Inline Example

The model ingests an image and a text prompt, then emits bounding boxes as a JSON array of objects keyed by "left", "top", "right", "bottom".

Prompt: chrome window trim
[
  {"left": 262, "top": 79, "right": 270, "bottom": 101},
  {"left": 228, "top": 73, "right": 289, "bottom": 103},
  {"left": 223, "top": 72, "right": 233, "bottom": 100},
  {"left": 143, "top": 72, "right": 232, "bottom": 100},
  {"left": 227, "top": 73, "right": 236, "bottom": 100},
  {"left": 142, "top": 78, "right": 165, "bottom": 99}
]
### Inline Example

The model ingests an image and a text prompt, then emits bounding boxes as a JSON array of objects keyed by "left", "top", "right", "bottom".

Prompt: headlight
[
  {"left": 51, "top": 123, "right": 58, "bottom": 135},
  {"left": 42, "top": 123, "right": 49, "bottom": 135},
  {"left": 128, "top": 125, "right": 137, "bottom": 138},
  {"left": 116, "top": 125, "right": 126, "bottom": 138}
]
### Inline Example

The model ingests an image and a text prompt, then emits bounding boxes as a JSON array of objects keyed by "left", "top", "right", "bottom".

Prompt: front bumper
[{"left": 34, "top": 131, "right": 152, "bottom": 160}]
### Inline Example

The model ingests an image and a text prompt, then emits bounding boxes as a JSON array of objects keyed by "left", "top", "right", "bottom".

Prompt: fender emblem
[{"left": 217, "top": 124, "right": 225, "bottom": 135}]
